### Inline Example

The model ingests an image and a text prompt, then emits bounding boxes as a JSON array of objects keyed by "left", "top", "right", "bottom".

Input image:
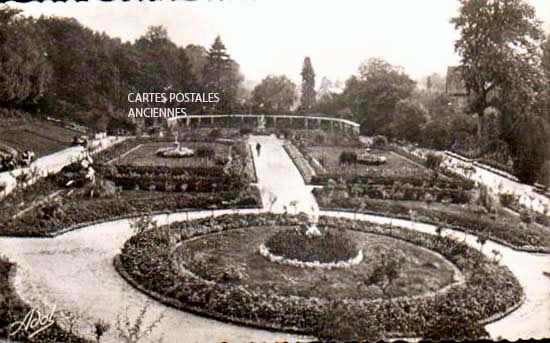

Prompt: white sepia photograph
[{"left": 0, "top": 0, "right": 549, "bottom": 342}]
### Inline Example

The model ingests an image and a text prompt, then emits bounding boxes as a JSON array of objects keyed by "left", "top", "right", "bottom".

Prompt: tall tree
[
  {"left": 300, "top": 57, "right": 316, "bottom": 112},
  {"left": 0, "top": 7, "right": 51, "bottom": 107},
  {"left": 542, "top": 34, "right": 550, "bottom": 124},
  {"left": 185, "top": 44, "right": 208, "bottom": 84},
  {"left": 450, "top": 0, "right": 545, "bottom": 139},
  {"left": 251, "top": 75, "right": 296, "bottom": 113},
  {"left": 202, "top": 35, "right": 243, "bottom": 112},
  {"left": 344, "top": 58, "right": 416, "bottom": 135}
]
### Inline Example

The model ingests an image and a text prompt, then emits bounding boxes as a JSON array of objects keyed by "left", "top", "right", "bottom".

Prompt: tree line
[
  {"left": 1, "top": 1, "right": 549, "bottom": 184},
  {"left": 0, "top": 6, "right": 244, "bottom": 132}
]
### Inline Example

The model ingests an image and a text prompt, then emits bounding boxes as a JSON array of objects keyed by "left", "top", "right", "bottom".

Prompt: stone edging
[
  {"left": 258, "top": 243, "right": 363, "bottom": 269},
  {"left": 247, "top": 143, "right": 259, "bottom": 183}
]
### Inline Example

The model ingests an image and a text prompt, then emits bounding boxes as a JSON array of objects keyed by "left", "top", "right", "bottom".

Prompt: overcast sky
[{"left": 13, "top": 0, "right": 550, "bottom": 86}]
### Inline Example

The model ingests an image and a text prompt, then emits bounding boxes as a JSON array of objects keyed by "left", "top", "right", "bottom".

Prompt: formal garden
[
  {"left": 281, "top": 130, "right": 550, "bottom": 253},
  {"left": 0, "top": 129, "right": 259, "bottom": 237},
  {"left": 1, "top": 0, "right": 549, "bottom": 341}
]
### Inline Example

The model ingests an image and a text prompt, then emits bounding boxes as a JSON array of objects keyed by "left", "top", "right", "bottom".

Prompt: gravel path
[{"left": 0, "top": 134, "right": 548, "bottom": 341}]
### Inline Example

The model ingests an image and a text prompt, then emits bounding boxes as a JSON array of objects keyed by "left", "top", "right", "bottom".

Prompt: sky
[{"left": 12, "top": 0, "right": 550, "bottom": 86}]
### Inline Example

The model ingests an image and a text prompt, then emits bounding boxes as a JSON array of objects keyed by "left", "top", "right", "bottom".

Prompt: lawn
[
  {"left": 115, "top": 142, "right": 231, "bottom": 168},
  {"left": 307, "top": 146, "right": 430, "bottom": 178},
  {"left": 179, "top": 226, "right": 457, "bottom": 301},
  {"left": 0, "top": 122, "right": 81, "bottom": 157}
]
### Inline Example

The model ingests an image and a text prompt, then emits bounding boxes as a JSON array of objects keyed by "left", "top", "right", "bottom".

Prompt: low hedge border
[
  {"left": 445, "top": 151, "right": 519, "bottom": 183},
  {"left": 283, "top": 143, "right": 314, "bottom": 183},
  {"left": 247, "top": 143, "right": 258, "bottom": 183},
  {"left": 116, "top": 213, "right": 523, "bottom": 340},
  {"left": 318, "top": 206, "right": 550, "bottom": 254},
  {"left": 0, "top": 186, "right": 262, "bottom": 237}
]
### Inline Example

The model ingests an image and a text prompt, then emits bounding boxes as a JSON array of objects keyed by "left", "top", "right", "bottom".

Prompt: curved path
[{"left": 0, "top": 135, "right": 548, "bottom": 342}]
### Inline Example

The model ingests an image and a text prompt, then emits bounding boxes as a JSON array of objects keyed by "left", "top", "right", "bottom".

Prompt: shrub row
[
  {"left": 314, "top": 195, "right": 550, "bottom": 251},
  {"left": 283, "top": 144, "right": 314, "bottom": 183},
  {"left": 117, "top": 213, "right": 522, "bottom": 341},
  {"left": 311, "top": 174, "right": 474, "bottom": 190},
  {"left": 325, "top": 184, "right": 471, "bottom": 204},
  {"left": 0, "top": 187, "right": 261, "bottom": 237}
]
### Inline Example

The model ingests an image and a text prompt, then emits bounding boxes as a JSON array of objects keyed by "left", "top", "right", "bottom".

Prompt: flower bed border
[
  {"left": 317, "top": 206, "right": 550, "bottom": 254},
  {"left": 283, "top": 143, "right": 315, "bottom": 183}
]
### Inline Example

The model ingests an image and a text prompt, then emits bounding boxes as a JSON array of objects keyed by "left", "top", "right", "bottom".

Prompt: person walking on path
[{"left": 256, "top": 142, "right": 262, "bottom": 157}]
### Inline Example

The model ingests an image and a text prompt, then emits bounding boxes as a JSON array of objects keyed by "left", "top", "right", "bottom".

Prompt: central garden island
[{"left": 115, "top": 212, "right": 521, "bottom": 341}]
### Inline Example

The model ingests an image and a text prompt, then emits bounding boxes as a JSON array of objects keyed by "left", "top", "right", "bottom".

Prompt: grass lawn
[
  {"left": 179, "top": 226, "right": 456, "bottom": 301},
  {"left": 0, "top": 122, "right": 81, "bottom": 157},
  {"left": 307, "top": 146, "right": 430, "bottom": 178},
  {"left": 115, "top": 142, "right": 231, "bottom": 168}
]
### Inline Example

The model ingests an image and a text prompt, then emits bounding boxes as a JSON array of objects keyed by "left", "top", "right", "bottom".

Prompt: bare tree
[
  {"left": 93, "top": 319, "right": 110, "bottom": 343},
  {"left": 115, "top": 301, "right": 165, "bottom": 343}
]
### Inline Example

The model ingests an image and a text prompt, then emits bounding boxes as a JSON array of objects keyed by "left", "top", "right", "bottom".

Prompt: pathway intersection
[{"left": 0, "top": 135, "right": 547, "bottom": 342}]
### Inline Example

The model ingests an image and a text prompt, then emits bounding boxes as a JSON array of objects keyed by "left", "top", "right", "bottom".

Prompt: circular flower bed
[
  {"left": 156, "top": 146, "right": 194, "bottom": 158},
  {"left": 357, "top": 150, "right": 387, "bottom": 165},
  {"left": 263, "top": 226, "right": 359, "bottom": 263},
  {"left": 116, "top": 213, "right": 523, "bottom": 341}
]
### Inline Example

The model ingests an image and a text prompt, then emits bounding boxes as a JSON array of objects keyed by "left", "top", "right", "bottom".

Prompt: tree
[
  {"left": 451, "top": 0, "right": 545, "bottom": 139},
  {"left": 251, "top": 75, "right": 296, "bottom": 113},
  {"left": 366, "top": 251, "right": 404, "bottom": 298},
  {"left": 0, "top": 6, "right": 51, "bottom": 106},
  {"left": 115, "top": 302, "right": 165, "bottom": 343},
  {"left": 512, "top": 115, "right": 550, "bottom": 184},
  {"left": 300, "top": 56, "right": 316, "bottom": 111},
  {"left": 184, "top": 44, "right": 208, "bottom": 84},
  {"left": 387, "top": 99, "right": 427, "bottom": 142},
  {"left": 202, "top": 35, "right": 243, "bottom": 112},
  {"left": 542, "top": 34, "right": 550, "bottom": 124},
  {"left": 344, "top": 58, "right": 416, "bottom": 135},
  {"left": 93, "top": 319, "right": 110, "bottom": 343}
]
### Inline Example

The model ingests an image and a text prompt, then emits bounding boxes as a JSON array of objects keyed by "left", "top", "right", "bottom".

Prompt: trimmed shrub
[
  {"left": 196, "top": 146, "right": 216, "bottom": 159},
  {"left": 339, "top": 151, "right": 357, "bottom": 165},
  {"left": 425, "top": 153, "right": 443, "bottom": 172}
]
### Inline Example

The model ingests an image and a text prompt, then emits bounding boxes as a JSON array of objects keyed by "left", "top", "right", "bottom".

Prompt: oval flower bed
[{"left": 116, "top": 213, "right": 523, "bottom": 341}]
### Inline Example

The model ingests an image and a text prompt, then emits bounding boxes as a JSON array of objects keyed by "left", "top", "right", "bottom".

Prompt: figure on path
[{"left": 256, "top": 143, "right": 262, "bottom": 157}]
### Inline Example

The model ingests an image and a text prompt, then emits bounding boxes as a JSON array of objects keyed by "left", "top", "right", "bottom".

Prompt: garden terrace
[
  {"left": 0, "top": 135, "right": 260, "bottom": 237},
  {"left": 288, "top": 141, "right": 475, "bottom": 190},
  {"left": 116, "top": 213, "right": 522, "bottom": 341}
]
